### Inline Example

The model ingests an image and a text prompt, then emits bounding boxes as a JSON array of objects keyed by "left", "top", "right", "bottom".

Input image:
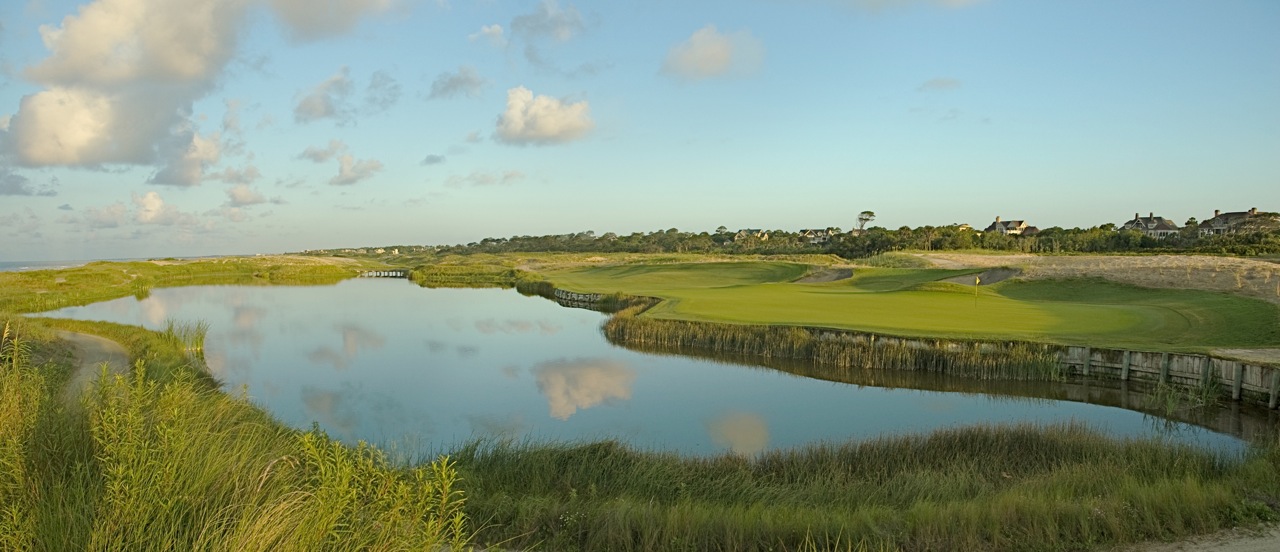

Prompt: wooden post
[
  {"left": 1201, "top": 356, "right": 1213, "bottom": 387},
  {"left": 1082, "top": 347, "right": 1091, "bottom": 376},
  {"left": 1269, "top": 369, "right": 1280, "bottom": 409},
  {"left": 1232, "top": 362, "right": 1243, "bottom": 401},
  {"left": 1120, "top": 350, "right": 1131, "bottom": 382},
  {"left": 1159, "top": 352, "right": 1170, "bottom": 385}
]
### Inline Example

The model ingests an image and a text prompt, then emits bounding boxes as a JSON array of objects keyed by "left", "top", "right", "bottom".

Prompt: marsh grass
[
  {"left": 1, "top": 317, "right": 472, "bottom": 551},
  {"left": 456, "top": 424, "right": 1280, "bottom": 551},
  {"left": 604, "top": 304, "right": 1065, "bottom": 381}
]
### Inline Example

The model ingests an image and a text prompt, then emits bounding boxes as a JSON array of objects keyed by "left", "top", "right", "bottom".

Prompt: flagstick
[{"left": 974, "top": 275, "right": 980, "bottom": 308}]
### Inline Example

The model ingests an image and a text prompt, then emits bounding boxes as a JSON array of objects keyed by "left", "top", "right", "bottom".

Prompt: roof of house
[
  {"left": 1123, "top": 214, "right": 1179, "bottom": 231},
  {"left": 983, "top": 219, "right": 1027, "bottom": 233}
]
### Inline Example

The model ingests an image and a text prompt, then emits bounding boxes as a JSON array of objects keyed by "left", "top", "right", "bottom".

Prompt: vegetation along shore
[{"left": 4, "top": 253, "right": 1280, "bottom": 550}]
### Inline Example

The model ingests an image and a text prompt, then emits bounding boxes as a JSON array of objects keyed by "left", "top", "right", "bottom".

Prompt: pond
[{"left": 39, "top": 278, "right": 1262, "bottom": 455}]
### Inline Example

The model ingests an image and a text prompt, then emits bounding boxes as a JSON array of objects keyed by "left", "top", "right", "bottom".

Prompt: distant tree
[
  {"left": 856, "top": 211, "right": 876, "bottom": 232},
  {"left": 715, "top": 225, "right": 728, "bottom": 234}
]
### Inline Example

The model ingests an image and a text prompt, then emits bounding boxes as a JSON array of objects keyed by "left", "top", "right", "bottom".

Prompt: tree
[
  {"left": 715, "top": 225, "right": 728, "bottom": 234},
  {"left": 856, "top": 211, "right": 876, "bottom": 232}
]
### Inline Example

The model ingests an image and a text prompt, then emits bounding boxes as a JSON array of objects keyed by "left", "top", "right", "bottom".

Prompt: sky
[{"left": 0, "top": 0, "right": 1278, "bottom": 261}]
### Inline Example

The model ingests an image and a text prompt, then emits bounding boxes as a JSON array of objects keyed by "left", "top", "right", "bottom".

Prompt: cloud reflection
[
  {"left": 707, "top": 412, "right": 769, "bottom": 456},
  {"left": 532, "top": 358, "right": 635, "bottom": 420},
  {"left": 306, "top": 323, "right": 386, "bottom": 370},
  {"left": 475, "top": 318, "right": 561, "bottom": 335}
]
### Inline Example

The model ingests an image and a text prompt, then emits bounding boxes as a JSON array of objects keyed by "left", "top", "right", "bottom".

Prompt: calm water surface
[{"left": 40, "top": 279, "right": 1246, "bottom": 455}]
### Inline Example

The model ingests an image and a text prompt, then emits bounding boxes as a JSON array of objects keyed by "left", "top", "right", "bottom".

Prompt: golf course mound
[{"left": 943, "top": 267, "right": 1022, "bottom": 286}]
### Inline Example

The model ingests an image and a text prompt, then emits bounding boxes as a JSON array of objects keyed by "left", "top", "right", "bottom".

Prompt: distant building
[
  {"left": 1121, "top": 212, "right": 1179, "bottom": 239},
  {"left": 798, "top": 228, "right": 836, "bottom": 244},
  {"left": 983, "top": 217, "right": 1039, "bottom": 236},
  {"left": 734, "top": 229, "right": 769, "bottom": 242},
  {"left": 1199, "top": 208, "right": 1263, "bottom": 236}
]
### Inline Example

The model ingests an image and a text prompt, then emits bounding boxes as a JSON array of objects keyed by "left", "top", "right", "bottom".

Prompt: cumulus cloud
[
  {"left": 428, "top": 66, "right": 486, "bottom": 100},
  {"left": 918, "top": 77, "right": 962, "bottom": 92},
  {"left": 330, "top": 154, "right": 383, "bottom": 185},
  {"left": 421, "top": 154, "right": 446, "bottom": 165},
  {"left": 0, "top": 169, "right": 57, "bottom": 196},
  {"left": 295, "top": 66, "right": 354, "bottom": 124},
  {"left": 662, "top": 25, "right": 763, "bottom": 80},
  {"left": 444, "top": 170, "right": 524, "bottom": 188},
  {"left": 226, "top": 184, "right": 267, "bottom": 206},
  {"left": 148, "top": 128, "right": 221, "bottom": 186},
  {"left": 268, "top": 0, "right": 395, "bottom": 41},
  {"left": 469, "top": 24, "right": 506, "bottom": 47},
  {"left": 1, "top": 0, "right": 392, "bottom": 182},
  {"left": 532, "top": 358, "right": 635, "bottom": 421},
  {"left": 58, "top": 204, "right": 73, "bottom": 211},
  {"left": 298, "top": 139, "right": 347, "bottom": 163},
  {"left": 207, "top": 164, "right": 262, "bottom": 184},
  {"left": 133, "top": 191, "right": 194, "bottom": 225},
  {"left": 364, "top": 70, "right": 401, "bottom": 113},
  {"left": 511, "top": 1, "right": 584, "bottom": 42},
  {"left": 82, "top": 202, "right": 129, "bottom": 229},
  {"left": 494, "top": 86, "right": 593, "bottom": 145}
]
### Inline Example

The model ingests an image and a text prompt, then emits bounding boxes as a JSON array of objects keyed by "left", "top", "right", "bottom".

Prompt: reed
[
  {"left": 604, "top": 306, "right": 1065, "bottom": 382},
  {"left": 455, "top": 423, "right": 1279, "bottom": 551}
]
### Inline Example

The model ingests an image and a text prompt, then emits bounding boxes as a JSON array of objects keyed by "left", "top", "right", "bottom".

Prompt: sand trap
[
  {"left": 942, "top": 267, "right": 1021, "bottom": 286},
  {"left": 796, "top": 268, "right": 854, "bottom": 283}
]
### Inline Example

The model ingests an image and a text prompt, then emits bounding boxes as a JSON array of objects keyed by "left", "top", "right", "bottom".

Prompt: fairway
[{"left": 544, "top": 263, "right": 1280, "bottom": 351}]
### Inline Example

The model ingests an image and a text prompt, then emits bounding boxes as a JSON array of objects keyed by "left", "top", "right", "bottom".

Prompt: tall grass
[
  {"left": 2, "top": 317, "right": 472, "bottom": 551},
  {"left": 604, "top": 304, "right": 1065, "bottom": 381},
  {"left": 456, "top": 424, "right": 1280, "bottom": 551}
]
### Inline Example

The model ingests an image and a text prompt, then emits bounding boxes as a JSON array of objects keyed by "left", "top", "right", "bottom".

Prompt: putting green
[{"left": 543, "top": 263, "right": 1280, "bottom": 351}]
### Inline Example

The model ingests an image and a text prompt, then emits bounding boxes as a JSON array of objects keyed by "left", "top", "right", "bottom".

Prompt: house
[
  {"left": 982, "top": 217, "right": 1039, "bottom": 236},
  {"left": 1199, "top": 208, "right": 1263, "bottom": 236},
  {"left": 1121, "top": 212, "right": 1179, "bottom": 239},
  {"left": 734, "top": 229, "right": 769, "bottom": 242},
  {"left": 798, "top": 228, "right": 836, "bottom": 244}
]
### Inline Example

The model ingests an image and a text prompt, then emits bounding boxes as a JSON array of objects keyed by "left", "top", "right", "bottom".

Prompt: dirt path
[
  {"left": 57, "top": 330, "right": 130, "bottom": 404},
  {"left": 1118, "top": 525, "right": 1280, "bottom": 552}
]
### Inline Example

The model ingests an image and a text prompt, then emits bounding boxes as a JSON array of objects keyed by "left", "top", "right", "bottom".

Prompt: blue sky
[{"left": 1, "top": 0, "right": 1277, "bottom": 261}]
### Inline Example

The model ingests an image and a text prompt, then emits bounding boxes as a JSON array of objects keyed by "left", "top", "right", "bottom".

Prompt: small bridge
[{"left": 359, "top": 270, "right": 409, "bottom": 278}]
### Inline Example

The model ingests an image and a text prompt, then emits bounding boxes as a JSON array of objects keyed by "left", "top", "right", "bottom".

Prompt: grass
[
  {"left": 539, "top": 262, "right": 1280, "bottom": 352},
  {"left": 0, "top": 315, "right": 470, "bottom": 551},
  {"left": 455, "top": 424, "right": 1280, "bottom": 551},
  {"left": 0, "top": 255, "right": 378, "bottom": 314}
]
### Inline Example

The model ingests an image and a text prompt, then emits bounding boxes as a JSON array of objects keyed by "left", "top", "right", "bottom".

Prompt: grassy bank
[
  {"left": 455, "top": 424, "right": 1280, "bottom": 551},
  {"left": 0, "top": 255, "right": 374, "bottom": 314},
  {"left": 0, "top": 316, "right": 468, "bottom": 551},
  {"left": 540, "top": 262, "right": 1280, "bottom": 352}
]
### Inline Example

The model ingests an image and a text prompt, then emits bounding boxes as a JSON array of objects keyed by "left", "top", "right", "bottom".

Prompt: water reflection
[
  {"left": 306, "top": 323, "right": 385, "bottom": 370},
  {"left": 34, "top": 281, "right": 1275, "bottom": 455},
  {"left": 532, "top": 358, "right": 636, "bottom": 420},
  {"left": 707, "top": 411, "right": 770, "bottom": 455}
]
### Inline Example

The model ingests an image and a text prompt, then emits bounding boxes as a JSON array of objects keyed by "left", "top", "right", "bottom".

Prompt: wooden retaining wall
[{"left": 1058, "top": 347, "right": 1280, "bottom": 409}]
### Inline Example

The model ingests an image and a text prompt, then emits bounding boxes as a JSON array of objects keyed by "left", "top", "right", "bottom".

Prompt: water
[
  {"left": 0, "top": 260, "right": 90, "bottom": 272},
  {"left": 38, "top": 279, "right": 1255, "bottom": 455}
]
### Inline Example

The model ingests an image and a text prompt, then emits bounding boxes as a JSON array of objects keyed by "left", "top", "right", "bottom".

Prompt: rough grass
[
  {"left": 456, "top": 424, "right": 1280, "bottom": 552},
  {"left": 0, "top": 256, "right": 377, "bottom": 314},
  {"left": 539, "top": 263, "right": 1280, "bottom": 352}
]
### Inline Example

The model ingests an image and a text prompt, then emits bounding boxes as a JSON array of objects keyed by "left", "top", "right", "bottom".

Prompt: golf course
[{"left": 540, "top": 260, "right": 1280, "bottom": 353}]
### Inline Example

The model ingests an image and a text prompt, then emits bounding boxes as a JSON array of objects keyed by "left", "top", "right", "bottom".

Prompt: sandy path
[
  {"left": 57, "top": 330, "right": 130, "bottom": 404},
  {"left": 1119, "top": 525, "right": 1280, "bottom": 552}
]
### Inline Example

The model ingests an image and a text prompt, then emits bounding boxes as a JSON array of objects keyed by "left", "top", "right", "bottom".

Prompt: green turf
[{"left": 541, "top": 263, "right": 1280, "bottom": 351}]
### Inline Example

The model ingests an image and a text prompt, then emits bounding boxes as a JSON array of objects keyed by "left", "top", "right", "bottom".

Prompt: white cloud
[
  {"left": 511, "top": 1, "right": 584, "bottom": 42},
  {"left": 1, "top": 0, "right": 391, "bottom": 179},
  {"left": 295, "top": 66, "right": 354, "bottom": 124},
  {"left": 298, "top": 139, "right": 347, "bottom": 162},
  {"left": 268, "top": 0, "right": 394, "bottom": 41},
  {"left": 662, "top": 25, "right": 763, "bottom": 81},
  {"left": 469, "top": 24, "right": 506, "bottom": 47},
  {"left": 82, "top": 202, "right": 128, "bottom": 229},
  {"left": 226, "top": 184, "right": 267, "bottom": 206},
  {"left": 133, "top": 191, "right": 193, "bottom": 225},
  {"left": 364, "top": 70, "right": 401, "bottom": 113},
  {"left": 330, "top": 154, "right": 383, "bottom": 185},
  {"left": 149, "top": 129, "right": 221, "bottom": 186},
  {"left": 918, "top": 77, "right": 962, "bottom": 92},
  {"left": 428, "top": 66, "right": 486, "bottom": 100},
  {"left": 207, "top": 164, "right": 262, "bottom": 184},
  {"left": 494, "top": 86, "right": 593, "bottom": 145},
  {"left": 444, "top": 170, "right": 524, "bottom": 188}
]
